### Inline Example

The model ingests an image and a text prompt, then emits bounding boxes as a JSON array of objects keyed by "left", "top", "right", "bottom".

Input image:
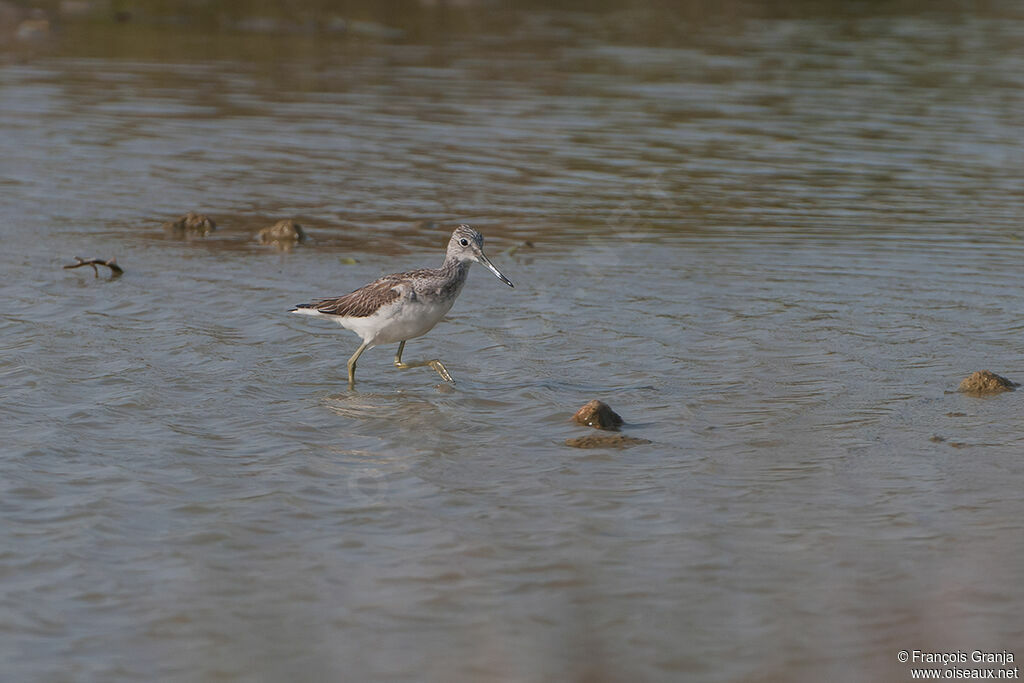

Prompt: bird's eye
[{"left": 459, "top": 238, "right": 469, "bottom": 246}]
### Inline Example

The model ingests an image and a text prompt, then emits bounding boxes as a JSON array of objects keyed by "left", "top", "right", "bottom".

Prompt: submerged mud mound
[
  {"left": 957, "top": 370, "right": 1018, "bottom": 395},
  {"left": 565, "top": 434, "right": 651, "bottom": 449},
  {"left": 258, "top": 219, "right": 306, "bottom": 248},
  {"left": 163, "top": 212, "right": 216, "bottom": 238}
]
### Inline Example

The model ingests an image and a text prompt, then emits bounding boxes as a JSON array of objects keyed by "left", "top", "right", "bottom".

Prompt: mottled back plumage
[{"left": 298, "top": 276, "right": 403, "bottom": 318}]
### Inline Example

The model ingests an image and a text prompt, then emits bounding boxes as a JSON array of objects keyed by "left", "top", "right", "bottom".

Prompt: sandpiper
[{"left": 291, "top": 225, "right": 514, "bottom": 387}]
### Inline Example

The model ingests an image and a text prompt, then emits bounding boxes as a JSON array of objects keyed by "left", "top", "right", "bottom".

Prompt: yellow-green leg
[
  {"left": 347, "top": 341, "right": 371, "bottom": 388},
  {"left": 393, "top": 340, "right": 454, "bottom": 384}
]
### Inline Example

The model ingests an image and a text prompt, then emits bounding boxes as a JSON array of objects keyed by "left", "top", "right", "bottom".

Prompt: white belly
[{"left": 336, "top": 296, "right": 455, "bottom": 347}]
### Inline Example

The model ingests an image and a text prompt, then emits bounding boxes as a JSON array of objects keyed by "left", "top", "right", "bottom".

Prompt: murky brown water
[{"left": 3, "top": 2, "right": 1024, "bottom": 681}]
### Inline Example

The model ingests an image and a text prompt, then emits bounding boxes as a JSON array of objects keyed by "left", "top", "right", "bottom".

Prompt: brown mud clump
[
  {"left": 163, "top": 212, "right": 216, "bottom": 238},
  {"left": 258, "top": 219, "right": 306, "bottom": 248},
  {"left": 565, "top": 434, "right": 651, "bottom": 449},
  {"left": 572, "top": 400, "right": 624, "bottom": 431},
  {"left": 957, "top": 370, "right": 1018, "bottom": 395}
]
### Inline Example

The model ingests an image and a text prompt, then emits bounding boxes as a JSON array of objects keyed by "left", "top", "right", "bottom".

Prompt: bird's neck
[
  {"left": 440, "top": 256, "right": 470, "bottom": 279},
  {"left": 436, "top": 258, "right": 470, "bottom": 299},
  {"left": 438, "top": 258, "right": 470, "bottom": 295}
]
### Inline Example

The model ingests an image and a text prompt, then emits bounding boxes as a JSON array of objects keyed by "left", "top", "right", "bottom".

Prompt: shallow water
[{"left": 3, "top": 3, "right": 1024, "bottom": 681}]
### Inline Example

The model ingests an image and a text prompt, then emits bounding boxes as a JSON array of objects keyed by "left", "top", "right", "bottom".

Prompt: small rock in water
[
  {"left": 957, "top": 370, "right": 1018, "bottom": 395},
  {"left": 258, "top": 219, "right": 306, "bottom": 246},
  {"left": 572, "top": 400, "right": 624, "bottom": 431},
  {"left": 565, "top": 434, "right": 651, "bottom": 449},
  {"left": 163, "top": 211, "right": 216, "bottom": 238}
]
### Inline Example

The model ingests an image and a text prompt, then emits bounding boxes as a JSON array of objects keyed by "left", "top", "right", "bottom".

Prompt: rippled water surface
[{"left": 3, "top": 3, "right": 1024, "bottom": 681}]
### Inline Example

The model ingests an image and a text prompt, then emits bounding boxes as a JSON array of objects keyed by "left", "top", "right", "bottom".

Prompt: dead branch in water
[{"left": 63, "top": 256, "right": 124, "bottom": 278}]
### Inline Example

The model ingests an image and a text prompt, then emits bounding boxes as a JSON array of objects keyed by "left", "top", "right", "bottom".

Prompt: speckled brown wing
[{"left": 296, "top": 275, "right": 406, "bottom": 318}]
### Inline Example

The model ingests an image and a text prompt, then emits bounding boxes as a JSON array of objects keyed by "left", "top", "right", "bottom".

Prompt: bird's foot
[{"left": 428, "top": 360, "right": 454, "bottom": 384}]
